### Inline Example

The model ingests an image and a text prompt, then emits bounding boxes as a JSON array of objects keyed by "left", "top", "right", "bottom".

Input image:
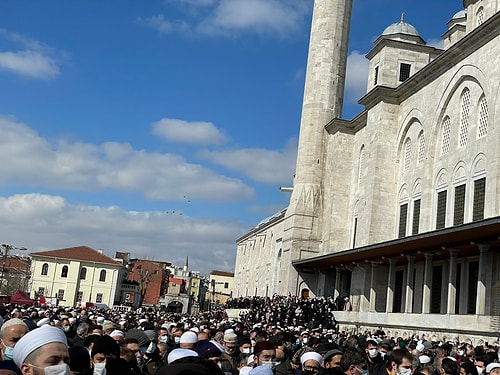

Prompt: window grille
[
  {"left": 473, "top": 178, "right": 486, "bottom": 221},
  {"left": 398, "top": 203, "right": 408, "bottom": 238},
  {"left": 412, "top": 199, "right": 421, "bottom": 235},
  {"left": 417, "top": 132, "right": 425, "bottom": 165},
  {"left": 478, "top": 96, "right": 488, "bottom": 138},
  {"left": 399, "top": 63, "right": 411, "bottom": 82},
  {"left": 404, "top": 138, "right": 412, "bottom": 171},
  {"left": 459, "top": 89, "right": 471, "bottom": 147},
  {"left": 453, "top": 185, "right": 466, "bottom": 225},
  {"left": 436, "top": 190, "right": 447, "bottom": 229},
  {"left": 441, "top": 117, "right": 451, "bottom": 155}
]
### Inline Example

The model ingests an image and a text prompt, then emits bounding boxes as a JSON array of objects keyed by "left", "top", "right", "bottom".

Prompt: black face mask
[{"left": 303, "top": 370, "right": 319, "bottom": 375}]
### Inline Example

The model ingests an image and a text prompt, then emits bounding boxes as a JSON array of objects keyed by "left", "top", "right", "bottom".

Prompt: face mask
[
  {"left": 380, "top": 352, "right": 387, "bottom": 359},
  {"left": 174, "top": 337, "right": 180, "bottom": 344},
  {"left": 458, "top": 350, "right": 464, "bottom": 356},
  {"left": 3, "top": 346, "right": 14, "bottom": 361},
  {"left": 44, "top": 364, "right": 71, "bottom": 375},
  {"left": 262, "top": 361, "right": 277, "bottom": 370},
  {"left": 398, "top": 368, "right": 412, "bottom": 375},
  {"left": 242, "top": 348, "right": 252, "bottom": 354},
  {"left": 225, "top": 349, "right": 235, "bottom": 355},
  {"left": 304, "top": 371, "right": 319, "bottom": 375},
  {"left": 93, "top": 362, "right": 106, "bottom": 375},
  {"left": 302, "top": 338, "right": 308, "bottom": 344},
  {"left": 62, "top": 326, "right": 70, "bottom": 332},
  {"left": 477, "top": 367, "right": 484, "bottom": 375},
  {"left": 296, "top": 339, "right": 300, "bottom": 345},
  {"left": 368, "top": 348, "right": 378, "bottom": 358},
  {"left": 159, "top": 336, "right": 168, "bottom": 343}
]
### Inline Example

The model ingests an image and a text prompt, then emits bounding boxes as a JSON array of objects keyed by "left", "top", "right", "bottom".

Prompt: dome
[
  {"left": 382, "top": 13, "right": 420, "bottom": 37},
  {"left": 452, "top": 9, "right": 467, "bottom": 19}
]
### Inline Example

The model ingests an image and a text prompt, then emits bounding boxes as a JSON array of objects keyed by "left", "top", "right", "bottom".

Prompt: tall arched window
[
  {"left": 41, "top": 263, "right": 49, "bottom": 276},
  {"left": 459, "top": 88, "right": 471, "bottom": 147},
  {"left": 404, "top": 138, "right": 412, "bottom": 171},
  {"left": 417, "top": 132, "right": 425, "bottom": 165},
  {"left": 61, "top": 265, "right": 68, "bottom": 278},
  {"left": 357, "top": 146, "right": 365, "bottom": 189},
  {"left": 79, "top": 267, "right": 87, "bottom": 280},
  {"left": 441, "top": 116, "right": 451, "bottom": 155},
  {"left": 477, "top": 7, "right": 484, "bottom": 26},
  {"left": 478, "top": 95, "right": 488, "bottom": 138},
  {"left": 99, "top": 270, "right": 106, "bottom": 282}
]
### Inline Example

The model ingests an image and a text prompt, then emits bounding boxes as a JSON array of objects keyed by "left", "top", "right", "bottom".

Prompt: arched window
[
  {"left": 61, "top": 265, "right": 68, "bottom": 278},
  {"left": 459, "top": 88, "right": 471, "bottom": 147},
  {"left": 417, "top": 132, "right": 425, "bottom": 165},
  {"left": 99, "top": 270, "right": 106, "bottom": 282},
  {"left": 404, "top": 138, "right": 412, "bottom": 171},
  {"left": 358, "top": 146, "right": 365, "bottom": 189},
  {"left": 79, "top": 267, "right": 87, "bottom": 280},
  {"left": 477, "top": 7, "right": 484, "bottom": 26},
  {"left": 441, "top": 116, "right": 451, "bottom": 155},
  {"left": 41, "top": 263, "right": 49, "bottom": 276},
  {"left": 478, "top": 95, "right": 488, "bottom": 138}
]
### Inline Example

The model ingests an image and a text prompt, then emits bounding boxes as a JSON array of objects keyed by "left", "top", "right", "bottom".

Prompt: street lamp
[{"left": 0, "top": 244, "right": 27, "bottom": 295}]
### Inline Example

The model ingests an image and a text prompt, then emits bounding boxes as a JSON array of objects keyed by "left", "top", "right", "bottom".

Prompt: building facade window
[
  {"left": 399, "top": 62, "right": 411, "bottom": 82},
  {"left": 99, "top": 270, "right": 106, "bottom": 282},
  {"left": 404, "top": 138, "right": 412, "bottom": 171},
  {"left": 473, "top": 177, "right": 486, "bottom": 221},
  {"left": 41, "top": 263, "right": 49, "bottom": 276},
  {"left": 38, "top": 287, "right": 45, "bottom": 296},
  {"left": 224, "top": 282, "right": 229, "bottom": 289},
  {"left": 61, "top": 265, "right": 68, "bottom": 278},
  {"left": 436, "top": 190, "right": 447, "bottom": 229},
  {"left": 477, "top": 7, "right": 484, "bottom": 26},
  {"left": 398, "top": 203, "right": 408, "bottom": 238},
  {"left": 374, "top": 66, "right": 379, "bottom": 85},
  {"left": 412, "top": 199, "right": 421, "bottom": 235},
  {"left": 57, "top": 289, "right": 64, "bottom": 300},
  {"left": 478, "top": 96, "right": 488, "bottom": 138},
  {"left": 79, "top": 268, "right": 87, "bottom": 280},
  {"left": 76, "top": 291, "right": 83, "bottom": 302},
  {"left": 358, "top": 146, "right": 365, "bottom": 189},
  {"left": 96, "top": 293, "right": 103, "bottom": 303},
  {"left": 417, "top": 132, "right": 425, "bottom": 165},
  {"left": 441, "top": 117, "right": 451, "bottom": 155},
  {"left": 453, "top": 184, "right": 466, "bottom": 225},
  {"left": 459, "top": 89, "right": 471, "bottom": 147}
]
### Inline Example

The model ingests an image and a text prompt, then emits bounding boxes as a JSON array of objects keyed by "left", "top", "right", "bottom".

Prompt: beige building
[
  {"left": 235, "top": 0, "right": 500, "bottom": 342},
  {"left": 209, "top": 270, "right": 234, "bottom": 306},
  {"left": 30, "top": 246, "right": 129, "bottom": 307}
]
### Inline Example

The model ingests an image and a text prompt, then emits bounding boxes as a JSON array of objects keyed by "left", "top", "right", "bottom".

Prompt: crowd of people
[{"left": 0, "top": 293, "right": 498, "bottom": 375}]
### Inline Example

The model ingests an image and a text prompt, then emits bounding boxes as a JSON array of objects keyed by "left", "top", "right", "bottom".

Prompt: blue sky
[{"left": 0, "top": 0, "right": 461, "bottom": 275}]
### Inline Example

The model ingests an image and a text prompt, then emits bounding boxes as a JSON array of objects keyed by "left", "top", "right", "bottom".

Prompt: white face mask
[
  {"left": 44, "top": 364, "right": 72, "bottom": 375},
  {"left": 368, "top": 348, "right": 378, "bottom": 358},
  {"left": 398, "top": 368, "right": 412, "bottom": 375},
  {"left": 302, "top": 338, "right": 308, "bottom": 344},
  {"left": 477, "top": 367, "right": 484, "bottom": 375},
  {"left": 93, "top": 362, "right": 106, "bottom": 375},
  {"left": 262, "top": 361, "right": 277, "bottom": 370},
  {"left": 242, "top": 348, "right": 252, "bottom": 354}
]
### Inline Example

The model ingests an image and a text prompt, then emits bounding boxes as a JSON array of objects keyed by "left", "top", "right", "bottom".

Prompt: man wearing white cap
[
  {"left": 300, "top": 351, "right": 323, "bottom": 375},
  {"left": 486, "top": 363, "right": 500, "bottom": 375},
  {"left": 0, "top": 318, "right": 29, "bottom": 361},
  {"left": 179, "top": 331, "right": 198, "bottom": 350},
  {"left": 13, "top": 325, "right": 70, "bottom": 375}
]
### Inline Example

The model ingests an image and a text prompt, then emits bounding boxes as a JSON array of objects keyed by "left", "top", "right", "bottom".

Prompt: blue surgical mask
[{"left": 4, "top": 346, "right": 14, "bottom": 360}]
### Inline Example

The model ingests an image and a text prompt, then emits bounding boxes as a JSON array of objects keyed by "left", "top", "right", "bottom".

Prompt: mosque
[{"left": 234, "top": 0, "right": 500, "bottom": 342}]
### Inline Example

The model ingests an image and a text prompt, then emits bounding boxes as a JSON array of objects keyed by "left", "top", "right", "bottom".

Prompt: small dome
[
  {"left": 382, "top": 13, "right": 420, "bottom": 37},
  {"left": 452, "top": 9, "right": 466, "bottom": 19}
]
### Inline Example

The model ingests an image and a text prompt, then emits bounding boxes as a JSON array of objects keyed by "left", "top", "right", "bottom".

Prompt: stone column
[
  {"left": 370, "top": 262, "right": 377, "bottom": 312},
  {"left": 476, "top": 244, "right": 489, "bottom": 315},
  {"left": 447, "top": 250, "right": 459, "bottom": 314},
  {"left": 386, "top": 259, "right": 396, "bottom": 312},
  {"left": 405, "top": 256, "right": 415, "bottom": 313},
  {"left": 422, "top": 254, "right": 433, "bottom": 313}
]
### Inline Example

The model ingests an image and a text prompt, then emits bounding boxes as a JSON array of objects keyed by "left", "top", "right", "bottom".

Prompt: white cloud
[
  {"left": 0, "top": 193, "right": 244, "bottom": 274},
  {"left": 345, "top": 50, "right": 369, "bottom": 105},
  {"left": 152, "top": 118, "right": 228, "bottom": 145},
  {"left": 0, "top": 116, "right": 253, "bottom": 202},
  {"left": 199, "top": 138, "right": 297, "bottom": 184},
  {"left": 0, "top": 29, "right": 62, "bottom": 79},
  {"left": 141, "top": 0, "right": 311, "bottom": 37},
  {"left": 427, "top": 38, "right": 444, "bottom": 49}
]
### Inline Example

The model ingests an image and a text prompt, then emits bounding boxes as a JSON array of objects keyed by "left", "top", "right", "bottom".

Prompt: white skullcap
[
  {"left": 240, "top": 367, "right": 252, "bottom": 375},
  {"left": 224, "top": 328, "right": 235, "bottom": 335},
  {"left": 487, "top": 363, "right": 500, "bottom": 373},
  {"left": 300, "top": 351, "right": 323, "bottom": 366},
  {"left": 190, "top": 327, "right": 200, "bottom": 333},
  {"left": 36, "top": 317, "right": 50, "bottom": 327},
  {"left": 110, "top": 330, "right": 124, "bottom": 338},
  {"left": 416, "top": 343, "right": 425, "bottom": 352},
  {"left": 13, "top": 326, "right": 68, "bottom": 367},
  {"left": 419, "top": 355, "right": 431, "bottom": 364},
  {"left": 180, "top": 331, "right": 198, "bottom": 344},
  {"left": 167, "top": 348, "right": 198, "bottom": 364}
]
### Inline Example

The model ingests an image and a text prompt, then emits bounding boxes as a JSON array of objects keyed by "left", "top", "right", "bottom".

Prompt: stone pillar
[
  {"left": 476, "top": 244, "right": 489, "bottom": 315},
  {"left": 370, "top": 262, "right": 377, "bottom": 312},
  {"left": 405, "top": 256, "right": 415, "bottom": 313},
  {"left": 386, "top": 259, "right": 396, "bottom": 312},
  {"left": 459, "top": 259, "right": 468, "bottom": 314},
  {"left": 447, "top": 250, "right": 459, "bottom": 314},
  {"left": 422, "top": 254, "right": 433, "bottom": 313}
]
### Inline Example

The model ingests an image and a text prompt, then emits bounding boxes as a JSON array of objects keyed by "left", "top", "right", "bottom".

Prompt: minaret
[
  {"left": 183, "top": 256, "right": 188, "bottom": 274},
  {"left": 283, "top": 0, "right": 352, "bottom": 293}
]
